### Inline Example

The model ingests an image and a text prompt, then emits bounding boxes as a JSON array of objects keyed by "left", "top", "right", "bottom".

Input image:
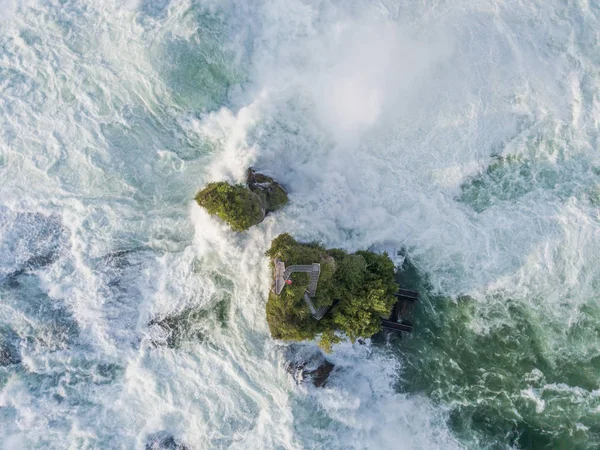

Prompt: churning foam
[{"left": 1, "top": 0, "right": 600, "bottom": 448}]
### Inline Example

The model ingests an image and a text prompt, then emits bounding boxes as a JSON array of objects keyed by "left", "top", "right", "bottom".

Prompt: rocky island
[
  {"left": 195, "top": 171, "right": 403, "bottom": 355},
  {"left": 195, "top": 168, "right": 288, "bottom": 231},
  {"left": 266, "top": 233, "right": 398, "bottom": 352}
]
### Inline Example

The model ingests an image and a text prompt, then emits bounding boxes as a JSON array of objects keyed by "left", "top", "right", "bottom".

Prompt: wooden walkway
[
  {"left": 283, "top": 264, "right": 315, "bottom": 279},
  {"left": 274, "top": 261, "right": 320, "bottom": 295}
]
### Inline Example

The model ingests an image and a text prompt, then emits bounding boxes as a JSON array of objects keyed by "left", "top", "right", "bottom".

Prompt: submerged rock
[
  {"left": 147, "top": 300, "right": 229, "bottom": 348},
  {"left": 285, "top": 344, "right": 336, "bottom": 388},
  {"left": 0, "top": 329, "right": 20, "bottom": 366}
]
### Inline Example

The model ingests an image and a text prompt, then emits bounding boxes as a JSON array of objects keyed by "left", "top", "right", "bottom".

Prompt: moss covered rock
[
  {"left": 195, "top": 182, "right": 265, "bottom": 231},
  {"left": 266, "top": 233, "right": 398, "bottom": 352},
  {"left": 195, "top": 169, "right": 288, "bottom": 232},
  {"left": 246, "top": 168, "right": 289, "bottom": 212}
]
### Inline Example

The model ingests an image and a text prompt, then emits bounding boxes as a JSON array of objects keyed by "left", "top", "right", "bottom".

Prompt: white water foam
[{"left": 1, "top": 0, "right": 599, "bottom": 448}]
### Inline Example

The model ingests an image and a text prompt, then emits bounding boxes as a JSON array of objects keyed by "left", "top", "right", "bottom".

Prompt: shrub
[
  {"left": 195, "top": 170, "right": 289, "bottom": 232},
  {"left": 195, "top": 182, "right": 265, "bottom": 232}
]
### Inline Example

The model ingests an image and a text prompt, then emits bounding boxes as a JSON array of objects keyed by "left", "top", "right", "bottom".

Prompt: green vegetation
[
  {"left": 195, "top": 182, "right": 265, "bottom": 232},
  {"left": 393, "top": 257, "right": 600, "bottom": 449},
  {"left": 195, "top": 169, "right": 289, "bottom": 231},
  {"left": 266, "top": 233, "right": 398, "bottom": 352},
  {"left": 246, "top": 168, "right": 289, "bottom": 212},
  {"left": 264, "top": 183, "right": 288, "bottom": 212}
]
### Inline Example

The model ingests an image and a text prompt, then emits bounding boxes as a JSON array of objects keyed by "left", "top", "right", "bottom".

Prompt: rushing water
[{"left": 1, "top": 0, "right": 599, "bottom": 448}]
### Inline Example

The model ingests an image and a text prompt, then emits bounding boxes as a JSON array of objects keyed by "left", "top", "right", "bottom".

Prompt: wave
[{"left": 0, "top": 0, "right": 599, "bottom": 448}]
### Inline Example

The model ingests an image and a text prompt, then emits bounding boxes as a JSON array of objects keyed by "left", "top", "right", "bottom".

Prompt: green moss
[
  {"left": 265, "top": 184, "right": 289, "bottom": 211},
  {"left": 195, "top": 170, "right": 288, "bottom": 232},
  {"left": 246, "top": 168, "right": 289, "bottom": 212},
  {"left": 266, "top": 233, "right": 398, "bottom": 351},
  {"left": 195, "top": 182, "right": 265, "bottom": 232}
]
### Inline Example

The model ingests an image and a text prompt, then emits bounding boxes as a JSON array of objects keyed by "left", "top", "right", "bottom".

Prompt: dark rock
[
  {"left": 102, "top": 249, "right": 136, "bottom": 269},
  {"left": 246, "top": 168, "right": 289, "bottom": 213},
  {"left": 147, "top": 300, "right": 229, "bottom": 348},
  {"left": 148, "top": 310, "right": 206, "bottom": 348},
  {"left": 284, "top": 344, "right": 335, "bottom": 388},
  {"left": 145, "top": 432, "right": 189, "bottom": 450},
  {"left": 0, "top": 347, "right": 14, "bottom": 366},
  {"left": 308, "top": 359, "right": 335, "bottom": 387}
]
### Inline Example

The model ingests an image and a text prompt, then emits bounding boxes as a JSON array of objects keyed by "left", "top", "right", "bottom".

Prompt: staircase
[{"left": 273, "top": 260, "right": 330, "bottom": 320}]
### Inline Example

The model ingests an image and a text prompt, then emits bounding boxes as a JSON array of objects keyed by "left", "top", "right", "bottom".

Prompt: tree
[
  {"left": 266, "top": 234, "right": 398, "bottom": 351},
  {"left": 195, "top": 170, "right": 289, "bottom": 232},
  {"left": 195, "top": 182, "right": 265, "bottom": 232}
]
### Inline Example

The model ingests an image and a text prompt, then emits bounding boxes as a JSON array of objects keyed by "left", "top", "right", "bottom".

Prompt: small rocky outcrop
[
  {"left": 194, "top": 169, "right": 288, "bottom": 232},
  {"left": 285, "top": 344, "right": 336, "bottom": 388},
  {"left": 246, "top": 168, "right": 289, "bottom": 213},
  {"left": 147, "top": 300, "right": 229, "bottom": 348}
]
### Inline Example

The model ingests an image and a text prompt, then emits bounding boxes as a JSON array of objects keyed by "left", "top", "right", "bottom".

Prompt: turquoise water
[
  {"left": 1, "top": 0, "right": 599, "bottom": 448},
  {"left": 396, "top": 260, "right": 600, "bottom": 449}
]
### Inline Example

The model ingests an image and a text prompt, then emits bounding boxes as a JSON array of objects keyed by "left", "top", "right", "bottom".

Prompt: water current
[{"left": 1, "top": 0, "right": 599, "bottom": 448}]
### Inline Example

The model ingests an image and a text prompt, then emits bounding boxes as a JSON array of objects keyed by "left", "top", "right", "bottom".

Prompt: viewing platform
[
  {"left": 273, "top": 259, "right": 330, "bottom": 320},
  {"left": 381, "top": 289, "right": 418, "bottom": 333}
]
